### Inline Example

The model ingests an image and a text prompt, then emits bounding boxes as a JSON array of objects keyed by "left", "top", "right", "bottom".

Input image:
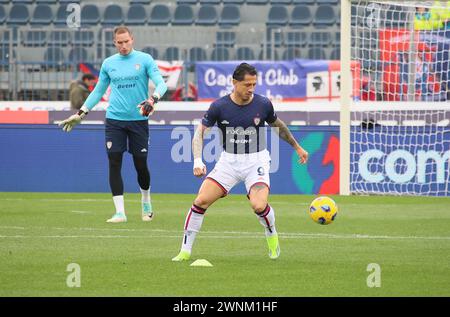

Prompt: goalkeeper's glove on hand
[
  {"left": 138, "top": 94, "right": 159, "bottom": 117},
  {"left": 59, "top": 106, "right": 88, "bottom": 132}
]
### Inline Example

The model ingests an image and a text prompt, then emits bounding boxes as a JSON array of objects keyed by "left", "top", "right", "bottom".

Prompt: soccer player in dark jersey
[{"left": 172, "top": 63, "right": 309, "bottom": 261}]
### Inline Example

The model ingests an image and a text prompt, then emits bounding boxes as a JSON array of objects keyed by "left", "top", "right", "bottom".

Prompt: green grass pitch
[{"left": 0, "top": 192, "right": 449, "bottom": 297}]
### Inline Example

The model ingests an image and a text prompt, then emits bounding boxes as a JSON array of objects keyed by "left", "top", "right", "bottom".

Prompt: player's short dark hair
[
  {"left": 113, "top": 26, "right": 132, "bottom": 38},
  {"left": 232, "top": 63, "right": 257, "bottom": 81},
  {"left": 82, "top": 73, "right": 96, "bottom": 81}
]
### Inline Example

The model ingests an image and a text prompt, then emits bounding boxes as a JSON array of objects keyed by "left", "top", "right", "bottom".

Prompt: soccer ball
[{"left": 309, "top": 196, "right": 338, "bottom": 225}]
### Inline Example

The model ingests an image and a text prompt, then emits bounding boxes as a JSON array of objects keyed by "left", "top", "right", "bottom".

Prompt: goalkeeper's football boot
[
  {"left": 267, "top": 234, "right": 280, "bottom": 260},
  {"left": 141, "top": 201, "right": 153, "bottom": 222},
  {"left": 106, "top": 213, "right": 127, "bottom": 223},
  {"left": 171, "top": 250, "right": 191, "bottom": 262}
]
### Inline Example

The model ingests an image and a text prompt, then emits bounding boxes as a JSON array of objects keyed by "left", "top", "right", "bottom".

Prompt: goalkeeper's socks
[
  {"left": 255, "top": 204, "right": 277, "bottom": 237},
  {"left": 181, "top": 204, "right": 206, "bottom": 253},
  {"left": 112, "top": 195, "right": 125, "bottom": 215},
  {"left": 140, "top": 187, "right": 151, "bottom": 203}
]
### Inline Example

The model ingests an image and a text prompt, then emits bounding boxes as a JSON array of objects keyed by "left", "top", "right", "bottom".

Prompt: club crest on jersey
[
  {"left": 107, "top": 141, "right": 112, "bottom": 149},
  {"left": 135, "top": 64, "right": 141, "bottom": 70},
  {"left": 254, "top": 117, "right": 261, "bottom": 125}
]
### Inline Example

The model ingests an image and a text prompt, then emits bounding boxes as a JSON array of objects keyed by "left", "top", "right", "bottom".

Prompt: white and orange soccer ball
[{"left": 309, "top": 196, "right": 338, "bottom": 225}]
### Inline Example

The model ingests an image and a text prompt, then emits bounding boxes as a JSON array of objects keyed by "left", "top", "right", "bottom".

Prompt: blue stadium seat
[
  {"left": 200, "top": 0, "right": 221, "bottom": 4},
  {"left": 196, "top": 5, "right": 218, "bottom": 26},
  {"left": 330, "top": 47, "right": 340, "bottom": 60},
  {"left": 73, "top": 30, "right": 94, "bottom": 46},
  {"left": 313, "top": 5, "right": 336, "bottom": 27},
  {"left": 211, "top": 47, "right": 230, "bottom": 61},
  {"left": 247, "top": 0, "right": 269, "bottom": 4},
  {"left": 235, "top": 47, "right": 255, "bottom": 60},
  {"left": 290, "top": 5, "right": 312, "bottom": 27},
  {"left": 30, "top": 4, "right": 53, "bottom": 26},
  {"left": 285, "top": 31, "right": 307, "bottom": 47},
  {"left": 282, "top": 47, "right": 304, "bottom": 60},
  {"left": 266, "top": 6, "right": 288, "bottom": 26},
  {"left": 22, "top": 30, "right": 47, "bottom": 47},
  {"left": 11, "top": 0, "right": 32, "bottom": 4},
  {"left": 59, "top": 0, "right": 80, "bottom": 3},
  {"left": 219, "top": 5, "right": 240, "bottom": 27},
  {"left": 258, "top": 48, "right": 280, "bottom": 61},
  {"left": 35, "top": 0, "right": 57, "bottom": 4},
  {"left": 223, "top": 0, "right": 245, "bottom": 4},
  {"left": 172, "top": 5, "right": 194, "bottom": 25},
  {"left": 54, "top": 5, "right": 69, "bottom": 26},
  {"left": 102, "top": 4, "right": 124, "bottom": 26},
  {"left": 270, "top": 0, "right": 292, "bottom": 4},
  {"left": 130, "top": 0, "right": 151, "bottom": 4},
  {"left": 164, "top": 47, "right": 180, "bottom": 61},
  {"left": 177, "top": 0, "right": 197, "bottom": 4},
  {"left": 80, "top": 4, "right": 100, "bottom": 26},
  {"left": 1, "top": 29, "right": 19, "bottom": 46},
  {"left": 316, "top": 0, "right": 338, "bottom": 4},
  {"left": 7, "top": 4, "right": 30, "bottom": 25},
  {"left": 307, "top": 47, "right": 326, "bottom": 59},
  {"left": 148, "top": 4, "right": 171, "bottom": 25},
  {"left": 44, "top": 47, "right": 65, "bottom": 65},
  {"left": 266, "top": 28, "right": 283, "bottom": 47},
  {"left": 48, "top": 30, "right": 72, "bottom": 46},
  {"left": 216, "top": 31, "right": 236, "bottom": 47},
  {"left": 142, "top": 46, "right": 159, "bottom": 59},
  {"left": 68, "top": 47, "right": 89, "bottom": 63},
  {"left": 309, "top": 31, "right": 332, "bottom": 46},
  {"left": 292, "top": 0, "right": 314, "bottom": 4},
  {"left": 189, "top": 47, "right": 207, "bottom": 62},
  {"left": 126, "top": 4, "right": 147, "bottom": 25},
  {"left": 0, "top": 0, "right": 9, "bottom": 3},
  {"left": 0, "top": 6, "right": 5, "bottom": 24}
]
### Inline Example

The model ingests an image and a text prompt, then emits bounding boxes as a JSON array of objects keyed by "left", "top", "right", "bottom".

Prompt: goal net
[{"left": 345, "top": 0, "right": 450, "bottom": 196}]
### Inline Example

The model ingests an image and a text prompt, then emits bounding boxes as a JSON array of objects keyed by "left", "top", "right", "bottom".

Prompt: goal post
[{"left": 340, "top": 0, "right": 450, "bottom": 196}]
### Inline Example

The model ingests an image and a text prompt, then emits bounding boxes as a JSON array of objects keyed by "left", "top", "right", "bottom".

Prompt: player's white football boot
[
  {"left": 142, "top": 202, "right": 153, "bottom": 222},
  {"left": 106, "top": 213, "right": 127, "bottom": 223}
]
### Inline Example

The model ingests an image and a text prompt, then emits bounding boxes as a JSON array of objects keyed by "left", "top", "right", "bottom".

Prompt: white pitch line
[{"left": 70, "top": 210, "right": 92, "bottom": 214}]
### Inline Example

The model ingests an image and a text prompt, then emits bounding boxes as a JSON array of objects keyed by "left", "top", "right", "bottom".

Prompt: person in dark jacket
[{"left": 69, "top": 73, "right": 97, "bottom": 110}]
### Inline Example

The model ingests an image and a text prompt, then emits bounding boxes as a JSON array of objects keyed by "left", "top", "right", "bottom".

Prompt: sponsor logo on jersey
[{"left": 135, "top": 64, "right": 141, "bottom": 71}]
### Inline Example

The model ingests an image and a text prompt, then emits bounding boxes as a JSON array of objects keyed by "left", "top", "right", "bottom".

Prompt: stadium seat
[
  {"left": 1, "top": 29, "right": 19, "bottom": 46},
  {"left": 172, "top": 5, "right": 194, "bottom": 25},
  {"left": 266, "top": 28, "right": 283, "bottom": 47},
  {"left": 0, "top": 0, "right": 9, "bottom": 3},
  {"left": 48, "top": 30, "right": 72, "bottom": 46},
  {"left": 80, "top": 4, "right": 101, "bottom": 26},
  {"left": 142, "top": 46, "right": 159, "bottom": 59},
  {"left": 307, "top": 47, "right": 326, "bottom": 59},
  {"left": 68, "top": 47, "right": 89, "bottom": 63},
  {"left": 216, "top": 31, "right": 236, "bottom": 47},
  {"left": 54, "top": 5, "right": 69, "bottom": 26},
  {"left": 126, "top": 4, "right": 148, "bottom": 25},
  {"left": 22, "top": 30, "right": 47, "bottom": 47},
  {"left": 292, "top": 0, "right": 315, "bottom": 3},
  {"left": 0, "top": 6, "right": 5, "bottom": 24},
  {"left": 130, "top": 0, "right": 151, "bottom": 4},
  {"left": 44, "top": 47, "right": 65, "bottom": 65},
  {"left": 177, "top": 0, "right": 197, "bottom": 4},
  {"left": 189, "top": 47, "right": 207, "bottom": 62},
  {"left": 266, "top": 6, "right": 288, "bottom": 26},
  {"left": 270, "top": 0, "right": 292, "bottom": 4},
  {"left": 148, "top": 4, "right": 171, "bottom": 25},
  {"left": 58, "top": 0, "right": 80, "bottom": 3},
  {"left": 164, "top": 47, "right": 180, "bottom": 61},
  {"left": 102, "top": 4, "right": 124, "bottom": 26},
  {"left": 11, "top": 0, "right": 32, "bottom": 4},
  {"left": 313, "top": 5, "right": 337, "bottom": 27},
  {"left": 235, "top": 47, "right": 255, "bottom": 60},
  {"left": 285, "top": 31, "right": 307, "bottom": 47},
  {"left": 7, "top": 4, "right": 30, "bottom": 25},
  {"left": 247, "top": 0, "right": 269, "bottom": 4},
  {"left": 316, "top": 0, "right": 338, "bottom": 4},
  {"left": 73, "top": 30, "right": 94, "bottom": 46},
  {"left": 210, "top": 47, "right": 230, "bottom": 61},
  {"left": 30, "top": 4, "right": 53, "bottom": 26},
  {"left": 199, "top": 0, "right": 221, "bottom": 4},
  {"left": 35, "top": 0, "right": 57, "bottom": 4},
  {"left": 309, "top": 31, "right": 332, "bottom": 46},
  {"left": 196, "top": 5, "right": 218, "bottom": 26},
  {"left": 258, "top": 48, "right": 280, "bottom": 60},
  {"left": 290, "top": 5, "right": 312, "bottom": 27},
  {"left": 330, "top": 47, "right": 340, "bottom": 60},
  {"left": 282, "top": 47, "right": 304, "bottom": 60},
  {"left": 219, "top": 5, "right": 240, "bottom": 27},
  {"left": 223, "top": 0, "right": 245, "bottom": 4}
]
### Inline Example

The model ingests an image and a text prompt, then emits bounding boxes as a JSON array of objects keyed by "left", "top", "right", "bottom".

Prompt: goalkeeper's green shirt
[{"left": 83, "top": 49, "right": 167, "bottom": 121}]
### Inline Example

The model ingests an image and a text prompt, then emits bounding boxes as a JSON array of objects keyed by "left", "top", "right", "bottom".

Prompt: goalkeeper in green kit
[{"left": 59, "top": 26, "right": 167, "bottom": 223}]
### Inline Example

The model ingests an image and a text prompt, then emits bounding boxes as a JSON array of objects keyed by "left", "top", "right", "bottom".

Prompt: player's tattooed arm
[
  {"left": 270, "top": 118, "right": 309, "bottom": 164},
  {"left": 192, "top": 124, "right": 210, "bottom": 177}
]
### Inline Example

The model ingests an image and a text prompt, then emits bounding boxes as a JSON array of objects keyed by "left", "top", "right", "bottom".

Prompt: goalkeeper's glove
[
  {"left": 58, "top": 105, "right": 88, "bottom": 132},
  {"left": 138, "top": 94, "right": 159, "bottom": 117}
]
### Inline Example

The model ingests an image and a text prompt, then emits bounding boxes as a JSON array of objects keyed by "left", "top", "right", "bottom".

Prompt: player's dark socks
[
  {"left": 133, "top": 155, "right": 150, "bottom": 190},
  {"left": 108, "top": 152, "right": 124, "bottom": 196}
]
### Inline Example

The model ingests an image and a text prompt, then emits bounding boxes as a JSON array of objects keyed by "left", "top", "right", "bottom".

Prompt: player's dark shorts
[{"left": 105, "top": 118, "right": 149, "bottom": 156}]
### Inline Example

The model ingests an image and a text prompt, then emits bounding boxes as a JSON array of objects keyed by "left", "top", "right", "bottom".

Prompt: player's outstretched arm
[
  {"left": 192, "top": 124, "right": 210, "bottom": 177},
  {"left": 270, "top": 118, "right": 309, "bottom": 164}
]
